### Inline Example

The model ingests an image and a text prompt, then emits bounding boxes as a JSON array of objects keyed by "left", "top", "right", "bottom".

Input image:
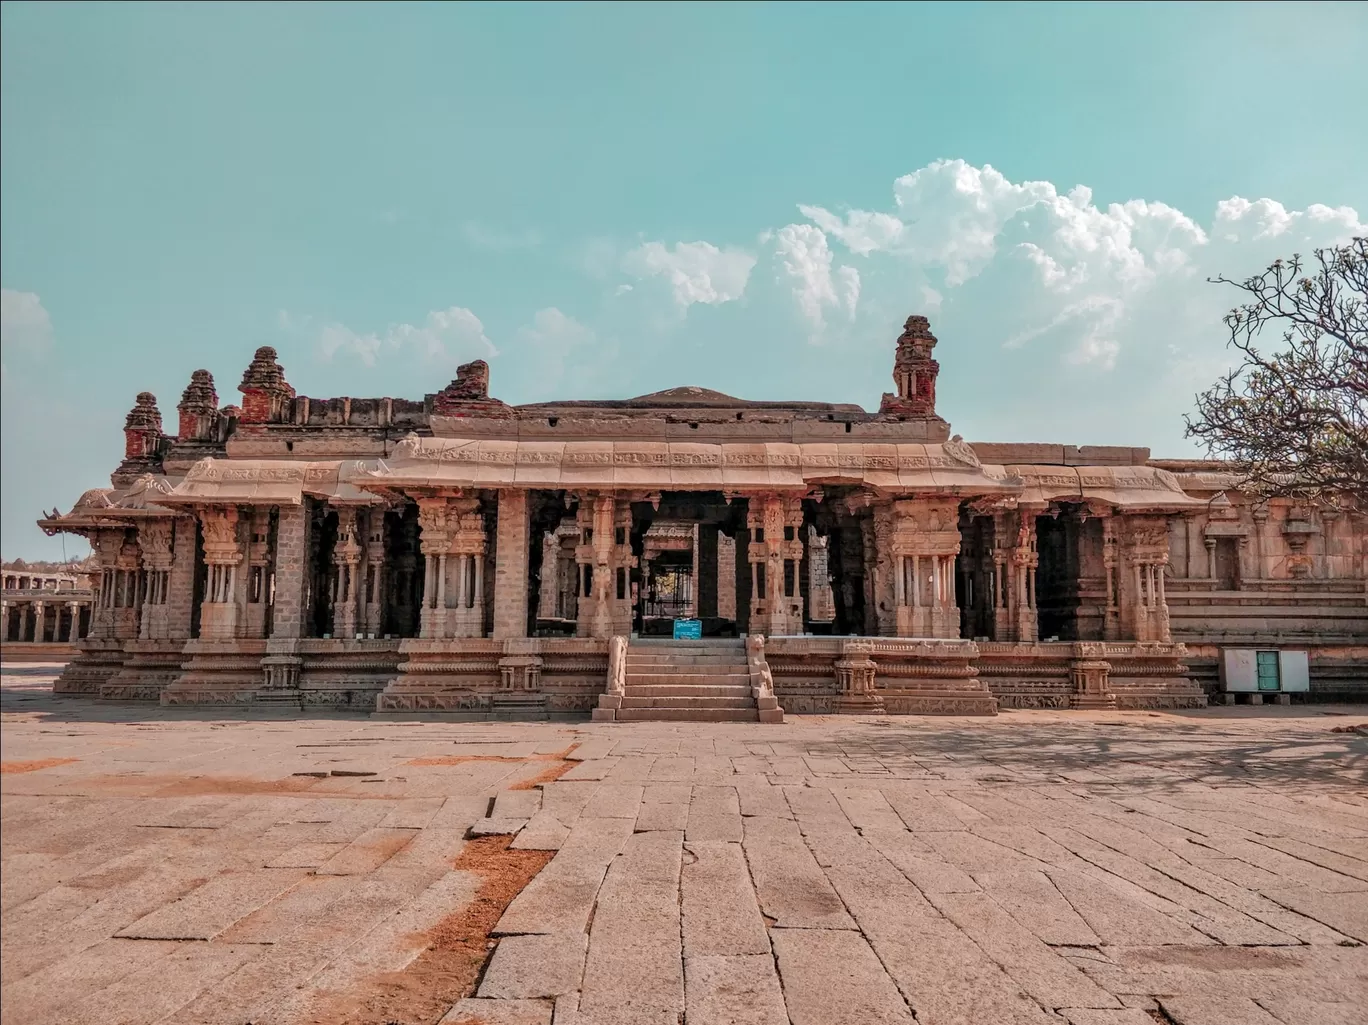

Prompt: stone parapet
[
  {"left": 295, "top": 637, "right": 403, "bottom": 708},
  {"left": 765, "top": 636, "right": 996, "bottom": 715},
  {"left": 975, "top": 640, "right": 1203, "bottom": 709},
  {"left": 377, "top": 637, "right": 607, "bottom": 715}
]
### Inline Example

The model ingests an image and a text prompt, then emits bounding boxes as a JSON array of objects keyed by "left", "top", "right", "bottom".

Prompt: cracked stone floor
[{"left": 2, "top": 664, "right": 1367, "bottom": 1025}]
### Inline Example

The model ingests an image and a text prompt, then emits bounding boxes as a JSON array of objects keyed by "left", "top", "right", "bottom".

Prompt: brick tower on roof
[
  {"left": 114, "top": 392, "right": 165, "bottom": 483},
  {"left": 878, "top": 315, "right": 940, "bottom": 419},
  {"left": 432, "top": 359, "right": 514, "bottom": 419},
  {"left": 177, "top": 369, "right": 220, "bottom": 441},
  {"left": 238, "top": 346, "right": 295, "bottom": 424}
]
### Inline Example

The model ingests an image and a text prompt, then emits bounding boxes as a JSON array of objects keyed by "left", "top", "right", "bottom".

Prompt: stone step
[
  {"left": 619, "top": 695, "right": 755, "bottom": 709},
  {"left": 622, "top": 683, "right": 753, "bottom": 698},
  {"left": 625, "top": 670, "right": 750, "bottom": 683},
  {"left": 615, "top": 707, "right": 760, "bottom": 722},
  {"left": 630, "top": 639, "right": 744, "bottom": 647},
  {"left": 625, "top": 654, "right": 749, "bottom": 665}
]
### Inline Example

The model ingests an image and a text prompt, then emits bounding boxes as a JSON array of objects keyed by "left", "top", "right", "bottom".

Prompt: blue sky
[{"left": 3, "top": 2, "right": 1366, "bottom": 558}]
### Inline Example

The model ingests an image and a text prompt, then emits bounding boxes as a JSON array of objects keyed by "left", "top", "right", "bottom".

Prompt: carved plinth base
[
  {"left": 162, "top": 639, "right": 267, "bottom": 705},
  {"left": 375, "top": 637, "right": 603, "bottom": 716},
  {"left": 833, "top": 693, "right": 887, "bottom": 715},
  {"left": 257, "top": 653, "right": 303, "bottom": 704},
  {"left": 101, "top": 639, "right": 186, "bottom": 701},
  {"left": 53, "top": 639, "right": 125, "bottom": 696},
  {"left": 1069, "top": 655, "right": 1116, "bottom": 710}
]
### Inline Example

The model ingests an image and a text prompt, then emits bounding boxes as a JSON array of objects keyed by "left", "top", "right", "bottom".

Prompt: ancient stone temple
[{"left": 38, "top": 320, "right": 1367, "bottom": 717}]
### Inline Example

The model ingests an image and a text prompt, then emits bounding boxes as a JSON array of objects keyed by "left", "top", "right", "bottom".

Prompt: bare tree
[{"left": 1186, "top": 237, "right": 1367, "bottom": 503}]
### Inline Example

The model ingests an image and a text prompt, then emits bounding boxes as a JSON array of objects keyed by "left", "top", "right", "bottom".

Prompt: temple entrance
[
  {"left": 1035, "top": 506, "right": 1105, "bottom": 641},
  {"left": 632, "top": 493, "right": 744, "bottom": 638},
  {"left": 639, "top": 537, "right": 696, "bottom": 635}
]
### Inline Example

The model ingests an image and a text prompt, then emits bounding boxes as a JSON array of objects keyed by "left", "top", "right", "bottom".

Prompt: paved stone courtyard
[{"left": 2, "top": 664, "right": 1366, "bottom": 1025}]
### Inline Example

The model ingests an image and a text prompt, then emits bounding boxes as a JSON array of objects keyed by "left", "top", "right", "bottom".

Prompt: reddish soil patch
[
  {"left": 309, "top": 834, "right": 554, "bottom": 1024},
  {"left": 407, "top": 755, "right": 527, "bottom": 766},
  {"left": 408, "top": 742, "right": 579, "bottom": 771},
  {"left": 508, "top": 758, "right": 576, "bottom": 791},
  {"left": 0, "top": 758, "right": 79, "bottom": 773}
]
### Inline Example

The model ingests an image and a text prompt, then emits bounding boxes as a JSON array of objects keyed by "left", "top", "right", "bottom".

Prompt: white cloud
[
  {"left": 782, "top": 160, "right": 1362, "bottom": 375},
  {"left": 1, "top": 289, "right": 54, "bottom": 354},
  {"left": 773, "top": 224, "right": 860, "bottom": 338},
  {"left": 623, "top": 240, "right": 756, "bottom": 308},
  {"left": 512, "top": 307, "right": 599, "bottom": 401},
  {"left": 301, "top": 306, "right": 496, "bottom": 367}
]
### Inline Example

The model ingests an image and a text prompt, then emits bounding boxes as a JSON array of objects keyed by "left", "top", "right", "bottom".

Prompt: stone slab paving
[{"left": 2, "top": 664, "right": 1367, "bottom": 1024}]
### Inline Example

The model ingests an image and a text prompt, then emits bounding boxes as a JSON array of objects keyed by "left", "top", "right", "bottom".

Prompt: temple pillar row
[
  {"left": 890, "top": 497, "right": 962, "bottom": 638},
  {"left": 417, "top": 495, "right": 490, "bottom": 639},
  {"left": 1119, "top": 514, "right": 1173, "bottom": 643}
]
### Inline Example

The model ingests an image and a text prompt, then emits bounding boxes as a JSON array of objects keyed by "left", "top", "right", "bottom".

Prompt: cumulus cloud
[
  {"left": 784, "top": 159, "right": 1363, "bottom": 371},
  {"left": 623, "top": 240, "right": 756, "bottom": 308},
  {"left": 773, "top": 224, "right": 860, "bottom": 338},
  {"left": 295, "top": 306, "right": 496, "bottom": 367}
]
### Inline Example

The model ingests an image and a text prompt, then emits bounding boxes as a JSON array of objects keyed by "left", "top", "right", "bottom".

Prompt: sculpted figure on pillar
[
  {"left": 575, "top": 494, "right": 635, "bottom": 639},
  {"left": 747, "top": 494, "right": 804, "bottom": 637}
]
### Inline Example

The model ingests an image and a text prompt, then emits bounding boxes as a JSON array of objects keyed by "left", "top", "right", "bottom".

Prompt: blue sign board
[{"left": 672, "top": 618, "right": 702, "bottom": 640}]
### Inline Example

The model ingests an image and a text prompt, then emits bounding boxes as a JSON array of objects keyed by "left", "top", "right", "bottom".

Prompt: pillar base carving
[
  {"left": 52, "top": 638, "right": 126, "bottom": 696},
  {"left": 1068, "top": 648, "right": 1116, "bottom": 710}
]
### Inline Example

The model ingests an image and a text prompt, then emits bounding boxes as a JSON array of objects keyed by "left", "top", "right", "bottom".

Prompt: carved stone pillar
[
  {"left": 988, "top": 508, "right": 1040, "bottom": 643},
  {"left": 198, "top": 507, "right": 244, "bottom": 639},
  {"left": 362, "top": 509, "right": 387, "bottom": 638},
  {"left": 747, "top": 494, "right": 804, "bottom": 637},
  {"left": 574, "top": 494, "right": 634, "bottom": 639},
  {"left": 1101, "top": 516, "right": 1121, "bottom": 641},
  {"left": 333, "top": 507, "right": 363, "bottom": 640},
  {"left": 34, "top": 601, "right": 47, "bottom": 644},
  {"left": 493, "top": 489, "right": 531, "bottom": 639},
  {"left": 416, "top": 498, "right": 449, "bottom": 639},
  {"left": 538, "top": 530, "right": 561, "bottom": 621},
  {"left": 137, "top": 519, "right": 175, "bottom": 640},
  {"left": 448, "top": 497, "right": 488, "bottom": 638},
  {"left": 806, "top": 526, "right": 836, "bottom": 624},
  {"left": 891, "top": 498, "right": 962, "bottom": 639},
  {"left": 239, "top": 508, "right": 272, "bottom": 639},
  {"left": 1119, "top": 514, "right": 1173, "bottom": 643}
]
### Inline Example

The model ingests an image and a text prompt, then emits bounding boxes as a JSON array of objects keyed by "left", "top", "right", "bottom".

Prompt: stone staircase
[{"left": 606, "top": 639, "right": 781, "bottom": 723}]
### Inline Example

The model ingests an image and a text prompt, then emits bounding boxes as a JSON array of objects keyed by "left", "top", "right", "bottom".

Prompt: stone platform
[{"left": 2, "top": 666, "right": 1364, "bottom": 1025}]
